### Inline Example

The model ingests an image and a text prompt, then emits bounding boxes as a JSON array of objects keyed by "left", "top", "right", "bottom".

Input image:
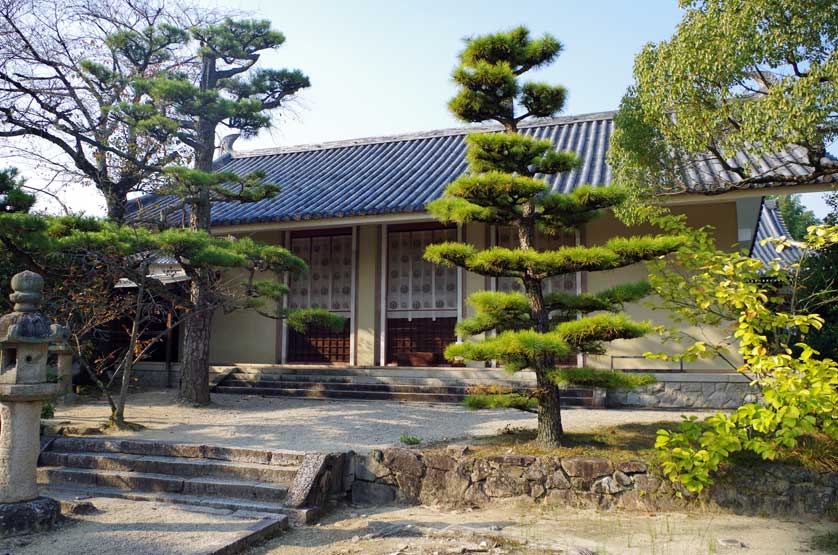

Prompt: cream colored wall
[
  {"left": 464, "top": 223, "right": 488, "bottom": 317},
  {"left": 584, "top": 203, "right": 742, "bottom": 371},
  {"left": 463, "top": 223, "right": 489, "bottom": 368},
  {"left": 209, "top": 230, "right": 281, "bottom": 365},
  {"left": 205, "top": 200, "right": 745, "bottom": 369},
  {"left": 354, "top": 224, "right": 380, "bottom": 366}
]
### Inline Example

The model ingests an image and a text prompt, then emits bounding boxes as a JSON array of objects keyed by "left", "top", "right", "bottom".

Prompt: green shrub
[
  {"left": 549, "top": 367, "right": 655, "bottom": 390},
  {"left": 41, "top": 401, "right": 54, "bottom": 419},
  {"left": 464, "top": 392, "right": 539, "bottom": 411},
  {"left": 399, "top": 433, "right": 422, "bottom": 446}
]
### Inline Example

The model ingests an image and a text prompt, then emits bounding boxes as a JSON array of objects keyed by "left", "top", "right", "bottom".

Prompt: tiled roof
[
  {"left": 127, "top": 110, "right": 825, "bottom": 227},
  {"left": 750, "top": 198, "right": 805, "bottom": 267}
]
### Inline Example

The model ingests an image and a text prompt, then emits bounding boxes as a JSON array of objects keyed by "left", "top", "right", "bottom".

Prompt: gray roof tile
[
  {"left": 751, "top": 199, "right": 805, "bottom": 267},
  {"left": 127, "top": 110, "right": 823, "bottom": 227}
]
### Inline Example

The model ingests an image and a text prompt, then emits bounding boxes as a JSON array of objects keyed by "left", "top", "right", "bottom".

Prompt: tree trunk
[
  {"left": 104, "top": 190, "right": 127, "bottom": 224},
  {"left": 179, "top": 276, "right": 212, "bottom": 405},
  {"left": 536, "top": 369, "right": 563, "bottom": 448},
  {"left": 519, "top": 202, "right": 563, "bottom": 448},
  {"left": 111, "top": 276, "right": 145, "bottom": 426},
  {"left": 179, "top": 52, "right": 217, "bottom": 405}
]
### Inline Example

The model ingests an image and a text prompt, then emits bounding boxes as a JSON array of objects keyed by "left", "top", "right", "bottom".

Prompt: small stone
[
  {"left": 718, "top": 538, "right": 746, "bottom": 548},
  {"left": 65, "top": 500, "right": 97, "bottom": 515},
  {"left": 616, "top": 460, "right": 648, "bottom": 474},
  {"left": 561, "top": 457, "right": 612, "bottom": 480},
  {"left": 591, "top": 476, "right": 622, "bottom": 495},
  {"left": 613, "top": 470, "right": 633, "bottom": 487},
  {"left": 351, "top": 535, "right": 360, "bottom": 543},
  {"left": 446, "top": 444, "right": 473, "bottom": 457}
]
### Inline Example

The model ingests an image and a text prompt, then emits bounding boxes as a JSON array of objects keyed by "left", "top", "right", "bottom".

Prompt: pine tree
[
  {"left": 424, "top": 27, "right": 684, "bottom": 447},
  {"left": 134, "top": 18, "right": 310, "bottom": 404}
]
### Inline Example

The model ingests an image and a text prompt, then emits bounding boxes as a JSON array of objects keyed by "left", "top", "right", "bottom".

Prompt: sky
[{"left": 34, "top": 0, "right": 836, "bottom": 218}]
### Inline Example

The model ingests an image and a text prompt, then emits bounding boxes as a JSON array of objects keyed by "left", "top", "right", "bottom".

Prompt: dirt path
[
  {"left": 51, "top": 389, "right": 717, "bottom": 453},
  {"left": 249, "top": 502, "right": 838, "bottom": 555}
]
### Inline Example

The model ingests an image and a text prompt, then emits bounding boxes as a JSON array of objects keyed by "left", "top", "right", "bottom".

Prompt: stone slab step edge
[
  {"left": 38, "top": 466, "right": 289, "bottom": 503},
  {"left": 213, "top": 385, "right": 597, "bottom": 407},
  {"left": 42, "top": 484, "right": 314, "bottom": 526},
  {"left": 39, "top": 451, "right": 298, "bottom": 485},
  {"left": 226, "top": 373, "right": 537, "bottom": 387},
  {"left": 201, "top": 514, "right": 286, "bottom": 555},
  {"left": 220, "top": 378, "right": 595, "bottom": 399},
  {"left": 47, "top": 488, "right": 289, "bottom": 555},
  {"left": 222, "top": 378, "right": 500, "bottom": 396},
  {"left": 45, "top": 436, "right": 305, "bottom": 467},
  {"left": 214, "top": 385, "right": 467, "bottom": 403},
  {"left": 216, "top": 365, "right": 538, "bottom": 381}
]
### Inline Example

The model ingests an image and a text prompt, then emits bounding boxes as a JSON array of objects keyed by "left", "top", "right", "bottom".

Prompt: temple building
[{"left": 128, "top": 110, "right": 821, "bottom": 395}]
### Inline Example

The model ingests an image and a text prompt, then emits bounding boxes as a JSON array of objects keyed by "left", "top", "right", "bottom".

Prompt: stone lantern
[{"left": 0, "top": 271, "right": 67, "bottom": 535}]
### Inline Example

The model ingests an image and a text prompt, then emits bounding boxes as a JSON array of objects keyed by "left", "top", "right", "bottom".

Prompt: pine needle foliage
[{"left": 425, "top": 26, "right": 681, "bottom": 447}]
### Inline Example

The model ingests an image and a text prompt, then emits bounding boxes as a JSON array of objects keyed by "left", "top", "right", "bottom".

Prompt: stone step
[
  {"left": 229, "top": 372, "right": 535, "bottom": 387},
  {"left": 42, "top": 485, "right": 315, "bottom": 526},
  {"left": 214, "top": 384, "right": 597, "bottom": 406},
  {"left": 39, "top": 451, "right": 298, "bottom": 485},
  {"left": 44, "top": 437, "right": 305, "bottom": 467},
  {"left": 38, "top": 467, "right": 289, "bottom": 503},
  {"left": 224, "top": 378, "right": 476, "bottom": 395},
  {"left": 214, "top": 385, "right": 468, "bottom": 403},
  {"left": 225, "top": 376, "right": 594, "bottom": 399},
  {"left": 219, "top": 365, "right": 538, "bottom": 382}
]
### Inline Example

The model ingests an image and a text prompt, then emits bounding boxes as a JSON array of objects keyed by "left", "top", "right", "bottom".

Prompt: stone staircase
[
  {"left": 37, "top": 437, "right": 323, "bottom": 526},
  {"left": 212, "top": 366, "right": 602, "bottom": 407}
]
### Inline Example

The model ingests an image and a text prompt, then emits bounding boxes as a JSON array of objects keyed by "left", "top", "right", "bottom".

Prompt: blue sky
[
  {"left": 192, "top": 0, "right": 831, "bottom": 218},
  {"left": 39, "top": 1, "right": 827, "bottom": 217},
  {"left": 210, "top": 0, "right": 686, "bottom": 148}
]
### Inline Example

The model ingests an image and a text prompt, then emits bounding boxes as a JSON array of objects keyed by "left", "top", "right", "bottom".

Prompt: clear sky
[{"left": 36, "top": 0, "right": 837, "bottom": 218}]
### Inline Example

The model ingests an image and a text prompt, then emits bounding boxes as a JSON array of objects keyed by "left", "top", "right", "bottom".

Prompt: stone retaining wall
[
  {"left": 348, "top": 447, "right": 838, "bottom": 518},
  {"left": 608, "top": 373, "right": 757, "bottom": 409}
]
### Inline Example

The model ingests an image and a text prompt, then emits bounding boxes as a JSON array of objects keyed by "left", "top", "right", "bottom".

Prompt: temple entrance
[
  {"left": 385, "top": 225, "right": 458, "bottom": 366},
  {"left": 286, "top": 230, "right": 352, "bottom": 363}
]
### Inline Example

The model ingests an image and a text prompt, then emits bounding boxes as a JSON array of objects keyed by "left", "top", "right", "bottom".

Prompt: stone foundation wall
[
  {"left": 608, "top": 373, "right": 757, "bottom": 409},
  {"left": 348, "top": 447, "right": 838, "bottom": 518},
  {"left": 132, "top": 363, "right": 180, "bottom": 388}
]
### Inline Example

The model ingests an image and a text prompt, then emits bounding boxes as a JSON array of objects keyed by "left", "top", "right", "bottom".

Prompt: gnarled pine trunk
[
  {"left": 519, "top": 202, "right": 563, "bottom": 448},
  {"left": 179, "top": 276, "right": 212, "bottom": 405}
]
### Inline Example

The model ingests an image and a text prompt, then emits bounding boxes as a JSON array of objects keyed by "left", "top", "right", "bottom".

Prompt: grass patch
[
  {"left": 811, "top": 531, "right": 838, "bottom": 553},
  {"left": 462, "top": 421, "right": 681, "bottom": 464},
  {"left": 462, "top": 423, "right": 837, "bottom": 475}
]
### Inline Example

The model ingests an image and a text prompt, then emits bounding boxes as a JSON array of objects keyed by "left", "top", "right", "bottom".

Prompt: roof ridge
[{"left": 230, "top": 110, "right": 618, "bottom": 159}]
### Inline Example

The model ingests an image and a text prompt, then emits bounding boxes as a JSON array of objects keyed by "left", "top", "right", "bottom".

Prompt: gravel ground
[
  {"left": 249, "top": 501, "right": 836, "bottom": 555},
  {"left": 52, "top": 389, "right": 718, "bottom": 453},
  {"left": 0, "top": 495, "right": 278, "bottom": 555}
]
